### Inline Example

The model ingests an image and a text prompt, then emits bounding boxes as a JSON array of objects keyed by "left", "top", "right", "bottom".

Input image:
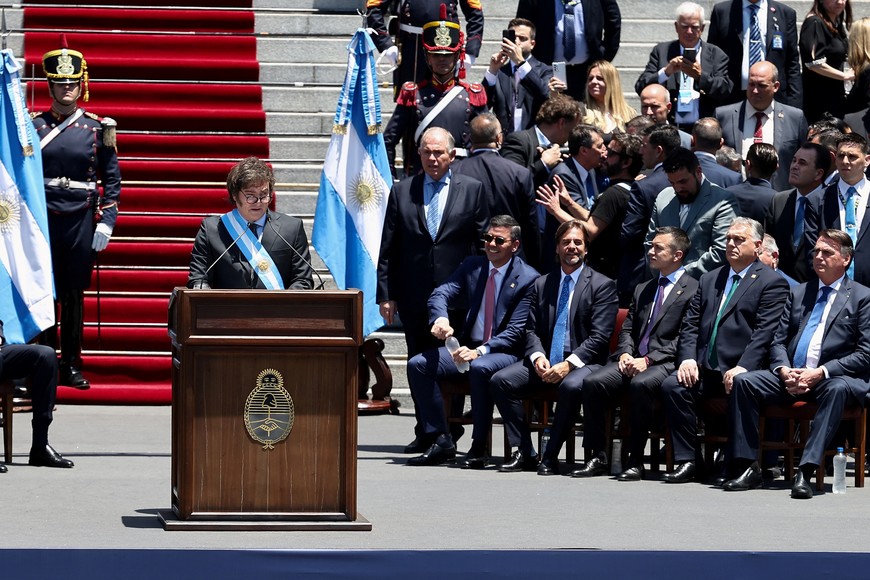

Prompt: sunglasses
[{"left": 482, "top": 233, "right": 510, "bottom": 245}]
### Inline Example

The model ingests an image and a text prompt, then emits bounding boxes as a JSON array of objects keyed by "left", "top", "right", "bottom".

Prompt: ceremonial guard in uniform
[
  {"left": 366, "top": 0, "right": 484, "bottom": 96},
  {"left": 382, "top": 8, "right": 487, "bottom": 178},
  {"left": 32, "top": 44, "right": 121, "bottom": 389}
]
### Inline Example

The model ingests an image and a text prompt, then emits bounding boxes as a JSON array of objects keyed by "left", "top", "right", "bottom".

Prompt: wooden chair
[
  {"left": 0, "top": 379, "right": 15, "bottom": 464},
  {"left": 357, "top": 338, "right": 400, "bottom": 415},
  {"left": 605, "top": 394, "right": 673, "bottom": 472},
  {"left": 439, "top": 377, "right": 502, "bottom": 457}
]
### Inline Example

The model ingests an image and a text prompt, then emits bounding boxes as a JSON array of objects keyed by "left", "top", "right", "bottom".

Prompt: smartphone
[
  {"left": 683, "top": 48, "right": 697, "bottom": 63},
  {"left": 552, "top": 61, "right": 566, "bottom": 84},
  {"left": 502, "top": 29, "right": 516, "bottom": 43}
]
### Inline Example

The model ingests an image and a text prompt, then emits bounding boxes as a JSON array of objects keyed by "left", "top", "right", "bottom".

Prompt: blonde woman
[
  {"left": 845, "top": 17, "right": 870, "bottom": 113},
  {"left": 582, "top": 60, "right": 637, "bottom": 132}
]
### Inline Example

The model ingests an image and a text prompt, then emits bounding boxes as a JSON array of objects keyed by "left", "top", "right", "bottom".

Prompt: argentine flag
[
  {"left": 313, "top": 29, "right": 392, "bottom": 337},
  {"left": 0, "top": 49, "right": 54, "bottom": 343}
]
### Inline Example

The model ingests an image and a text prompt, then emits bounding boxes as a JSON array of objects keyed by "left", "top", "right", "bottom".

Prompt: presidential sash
[{"left": 220, "top": 210, "right": 284, "bottom": 290}]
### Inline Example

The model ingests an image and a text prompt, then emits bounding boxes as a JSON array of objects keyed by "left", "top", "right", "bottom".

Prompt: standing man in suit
[
  {"left": 646, "top": 148, "right": 739, "bottom": 278},
  {"left": 405, "top": 216, "right": 539, "bottom": 467},
  {"left": 580, "top": 227, "right": 699, "bottom": 480},
  {"left": 804, "top": 133, "right": 870, "bottom": 287},
  {"left": 483, "top": 18, "right": 553, "bottom": 137},
  {"left": 188, "top": 157, "right": 314, "bottom": 290},
  {"left": 378, "top": 127, "right": 489, "bottom": 451},
  {"left": 716, "top": 60, "right": 807, "bottom": 190},
  {"left": 727, "top": 142, "right": 778, "bottom": 222},
  {"left": 549, "top": 124, "right": 608, "bottom": 212},
  {"left": 660, "top": 218, "right": 789, "bottom": 483},
  {"left": 725, "top": 229, "right": 870, "bottom": 498},
  {"left": 515, "top": 0, "right": 621, "bottom": 102},
  {"left": 635, "top": 2, "right": 733, "bottom": 132},
  {"left": 692, "top": 117, "right": 743, "bottom": 188},
  {"left": 452, "top": 114, "right": 541, "bottom": 270},
  {"left": 707, "top": 0, "right": 802, "bottom": 108},
  {"left": 491, "top": 220, "right": 618, "bottom": 473},
  {"left": 765, "top": 142, "right": 830, "bottom": 283}
]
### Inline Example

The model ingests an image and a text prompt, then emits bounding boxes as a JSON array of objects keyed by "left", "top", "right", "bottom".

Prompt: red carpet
[{"left": 24, "top": 4, "right": 269, "bottom": 404}]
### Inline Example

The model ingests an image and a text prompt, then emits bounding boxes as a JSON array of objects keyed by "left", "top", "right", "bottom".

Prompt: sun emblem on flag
[
  {"left": 348, "top": 171, "right": 383, "bottom": 213},
  {"left": 0, "top": 190, "right": 20, "bottom": 234}
]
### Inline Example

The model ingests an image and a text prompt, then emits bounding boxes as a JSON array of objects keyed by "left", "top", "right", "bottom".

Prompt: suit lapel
[
  {"left": 411, "top": 174, "right": 429, "bottom": 235},
  {"left": 681, "top": 179, "right": 714, "bottom": 228},
  {"left": 437, "top": 175, "right": 461, "bottom": 241},
  {"left": 772, "top": 103, "right": 785, "bottom": 154},
  {"left": 857, "top": 195, "right": 870, "bottom": 243},
  {"left": 468, "top": 261, "right": 489, "bottom": 326},
  {"left": 494, "top": 258, "right": 519, "bottom": 326},
  {"left": 635, "top": 279, "right": 658, "bottom": 337},
  {"left": 650, "top": 275, "right": 690, "bottom": 334},
  {"left": 824, "top": 185, "right": 841, "bottom": 229},
  {"left": 721, "top": 262, "right": 762, "bottom": 319},
  {"left": 822, "top": 279, "right": 851, "bottom": 341},
  {"left": 569, "top": 266, "right": 591, "bottom": 323}
]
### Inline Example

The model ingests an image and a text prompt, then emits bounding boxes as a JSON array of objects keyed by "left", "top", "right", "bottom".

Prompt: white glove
[
  {"left": 384, "top": 45, "right": 399, "bottom": 66},
  {"left": 92, "top": 222, "right": 113, "bottom": 252}
]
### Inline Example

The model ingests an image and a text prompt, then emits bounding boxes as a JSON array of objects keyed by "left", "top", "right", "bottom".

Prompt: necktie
[
  {"left": 793, "top": 286, "right": 833, "bottom": 369},
  {"left": 707, "top": 274, "right": 741, "bottom": 368},
  {"left": 426, "top": 180, "right": 442, "bottom": 240},
  {"left": 563, "top": 7, "right": 576, "bottom": 61},
  {"left": 754, "top": 111, "right": 765, "bottom": 143},
  {"left": 749, "top": 3, "right": 763, "bottom": 68},
  {"left": 249, "top": 222, "right": 260, "bottom": 239},
  {"left": 482, "top": 269, "right": 498, "bottom": 343},
  {"left": 638, "top": 277, "right": 671, "bottom": 356},
  {"left": 549, "top": 275, "right": 573, "bottom": 364},
  {"left": 679, "top": 203, "right": 690, "bottom": 227},
  {"left": 845, "top": 186, "right": 858, "bottom": 278},
  {"left": 793, "top": 195, "right": 807, "bottom": 248},
  {"left": 585, "top": 172, "right": 596, "bottom": 209}
]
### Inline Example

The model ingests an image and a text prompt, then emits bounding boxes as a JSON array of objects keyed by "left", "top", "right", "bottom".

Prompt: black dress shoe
[
  {"left": 0, "top": 463, "right": 6, "bottom": 473},
  {"left": 404, "top": 435, "right": 433, "bottom": 454},
  {"left": 617, "top": 466, "right": 644, "bottom": 481},
  {"left": 791, "top": 471, "right": 814, "bottom": 499},
  {"left": 460, "top": 454, "right": 489, "bottom": 469},
  {"left": 723, "top": 462, "right": 763, "bottom": 491},
  {"left": 28, "top": 444, "right": 74, "bottom": 468},
  {"left": 498, "top": 450, "right": 538, "bottom": 472},
  {"left": 663, "top": 461, "right": 696, "bottom": 484},
  {"left": 537, "top": 456, "right": 559, "bottom": 476},
  {"left": 60, "top": 367, "right": 90, "bottom": 390},
  {"left": 407, "top": 436, "right": 456, "bottom": 466},
  {"left": 570, "top": 456, "right": 609, "bottom": 478}
]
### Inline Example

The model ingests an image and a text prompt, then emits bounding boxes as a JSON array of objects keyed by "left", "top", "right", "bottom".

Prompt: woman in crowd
[
  {"left": 799, "top": 0, "right": 853, "bottom": 122},
  {"left": 845, "top": 17, "right": 870, "bottom": 113},
  {"left": 582, "top": 60, "right": 636, "bottom": 133}
]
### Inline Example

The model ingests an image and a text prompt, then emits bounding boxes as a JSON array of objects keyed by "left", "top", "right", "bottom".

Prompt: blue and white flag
[
  {"left": 313, "top": 29, "right": 392, "bottom": 337},
  {"left": 0, "top": 49, "right": 54, "bottom": 344}
]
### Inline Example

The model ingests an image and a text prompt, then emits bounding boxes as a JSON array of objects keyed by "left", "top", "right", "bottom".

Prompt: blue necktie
[
  {"left": 426, "top": 180, "right": 442, "bottom": 240},
  {"left": 749, "top": 3, "right": 763, "bottom": 68},
  {"left": 549, "top": 275, "right": 573, "bottom": 364},
  {"left": 793, "top": 286, "right": 833, "bottom": 369},
  {"left": 563, "top": 6, "right": 576, "bottom": 61},
  {"left": 845, "top": 186, "right": 857, "bottom": 278},
  {"left": 585, "top": 172, "right": 596, "bottom": 209},
  {"left": 707, "top": 275, "right": 741, "bottom": 368},
  {"left": 638, "top": 276, "right": 670, "bottom": 356},
  {"left": 793, "top": 195, "right": 806, "bottom": 248}
]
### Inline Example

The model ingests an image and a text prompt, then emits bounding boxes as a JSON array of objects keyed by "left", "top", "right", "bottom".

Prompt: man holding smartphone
[{"left": 635, "top": 2, "right": 732, "bottom": 131}]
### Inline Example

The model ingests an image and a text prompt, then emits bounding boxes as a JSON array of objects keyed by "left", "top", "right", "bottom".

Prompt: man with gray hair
[
  {"left": 759, "top": 234, "right": 798, "bottom": 286},
  {"left": 635, "top": 2, "right": 733, "bottom": 131}
]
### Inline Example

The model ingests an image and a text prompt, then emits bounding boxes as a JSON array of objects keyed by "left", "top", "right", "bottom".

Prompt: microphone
[
  {"left": 199, "top": 220, "right": 252, "bottom": 287},
  {"left": 267, "top": 211, "right": 325, "bottom": 290}
]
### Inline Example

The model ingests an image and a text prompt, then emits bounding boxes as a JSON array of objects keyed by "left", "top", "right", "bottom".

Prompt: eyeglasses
[
  {"left": 243, "top": 193, "right": 272, "bottom": 204},
  {"left": 482, "top": 233, "right": 510, "bottom": 245},
  {"left": 677, "top": 23, "right": 703, "bottom": 32}
]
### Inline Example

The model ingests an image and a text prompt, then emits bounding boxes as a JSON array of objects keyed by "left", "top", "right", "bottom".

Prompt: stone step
[
  {"left": 267, "top": 112, "right": 338, "bottom": 135},
  {"left": 271, "top": 161, "right": 325, "bottom": 185},
  {"left": 270, "top": 136, "right": 332, "bottom": 160}
]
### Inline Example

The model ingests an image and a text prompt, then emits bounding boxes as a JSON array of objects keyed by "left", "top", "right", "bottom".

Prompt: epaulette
[
  {"left": 462, "top": 82, "right": 487, "bottom": 107},
  {"left": 397, "top": 81, "right": 418, "bottom": 107},
  {"left": 84, "top": 111, "right": 103, "bottom": 122},
  {"left": 29, "top": 111, "right": 42, "bottom": 120}
]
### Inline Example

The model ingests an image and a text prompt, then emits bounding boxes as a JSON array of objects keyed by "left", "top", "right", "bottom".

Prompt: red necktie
[
  {"left": 482, "top": 269, "right": 498, "bottom": 343},
  {"left": 753, "top": 112, "right": 765, "bottom": 143}
]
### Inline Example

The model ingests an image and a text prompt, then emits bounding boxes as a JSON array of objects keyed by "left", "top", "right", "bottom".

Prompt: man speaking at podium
[{"left": 187, "top": 157, "right": 314, "bottom": 290}]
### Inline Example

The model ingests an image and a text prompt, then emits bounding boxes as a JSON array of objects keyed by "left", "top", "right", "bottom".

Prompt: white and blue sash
[{"left": 220, "top": 209, "right": 284, "bottom": 290}]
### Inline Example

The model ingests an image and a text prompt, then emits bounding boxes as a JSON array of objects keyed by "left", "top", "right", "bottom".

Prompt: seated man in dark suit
[
  {"left": 405, "top": 216, "right": 539, "bottom": 467},
  {"left": 581, "top": 227, "right": 699, "bottom": 481},
  {"left": 727, "top": 142, "right": 778, "bottom": 223},
  {"left": 188, "top": 157, "right": 314, "bottom": 290},
  {"left": 660, "top": 217, "right": 789, "bottom": 483},
  {"left": 491, "top": 220, "right": 618, "bottom": 473},
  {"left": 0, "top": 320, "right": 74, "bottom": 473},
  {"left": 725, "top": 229, "right": 870, "bottom": 499}
]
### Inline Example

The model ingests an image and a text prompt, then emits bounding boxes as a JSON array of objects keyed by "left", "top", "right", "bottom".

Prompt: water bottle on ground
[
  {"left": 833, "top": 447, "right": 847, "bottom": 494},
  {"left": 445, "top": 336, "right": 469, "bottom": 373}
]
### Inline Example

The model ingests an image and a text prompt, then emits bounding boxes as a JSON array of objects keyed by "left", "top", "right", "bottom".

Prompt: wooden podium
[{"left": 160, "top": 289, "right": 371, "bottom": 531}]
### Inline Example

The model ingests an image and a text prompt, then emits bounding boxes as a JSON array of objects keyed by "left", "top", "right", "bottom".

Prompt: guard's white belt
[
  {"left": 399, "top": 23, "right": 423, "bottom": 35},
  {"left": 45, "top": 177, "right": 96, "bottom": 191}
]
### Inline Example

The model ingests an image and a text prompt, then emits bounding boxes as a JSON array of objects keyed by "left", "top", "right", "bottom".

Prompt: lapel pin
[
  {"left": 676, "top": 290, "right": 683, "bottom": 295},
  {"left": 750, "top": 274, "right": 758, "bottom": 279},
  {"left": 510, "top": 282, "right": 516, "bottom": 289}
]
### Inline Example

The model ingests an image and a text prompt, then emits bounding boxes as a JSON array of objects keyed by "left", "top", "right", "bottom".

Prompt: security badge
[{"left": 244, "top": 369, "right": 294, "bottom": 450}]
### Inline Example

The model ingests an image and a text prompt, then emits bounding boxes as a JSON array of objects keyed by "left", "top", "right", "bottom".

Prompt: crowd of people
[{"left": 368, "top": 1, "right": 870, "bottom": 499}]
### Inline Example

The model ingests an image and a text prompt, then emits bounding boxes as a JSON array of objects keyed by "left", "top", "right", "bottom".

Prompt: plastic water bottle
[
  {"left": 833, "top": 447, "right": 847, "bottom": 494},
  {"left": 445, "top": 337, "right": 469, "bottom": 373},
  {"left": 540, "top": 428, "right": 551, "bottom": 455}
]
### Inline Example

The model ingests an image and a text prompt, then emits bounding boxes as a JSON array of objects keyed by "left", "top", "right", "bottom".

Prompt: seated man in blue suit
[
  {"left": 725, "top": 229, "right": 870, "bottom": 499},
  {"left": 406, "top": 215, "right": 539, "bottom": 467}
]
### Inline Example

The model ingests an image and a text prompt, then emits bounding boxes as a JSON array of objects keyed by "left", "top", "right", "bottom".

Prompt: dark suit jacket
[
  {"left": 696, "top": 151, "right": 742, "bottom": 188},
  {"left": 716, "top": 99, "right": 807, "bottom": 190},
  {"left": 619, "top": 166, "right": 671, "bottom": 294},
  {"left": 187, "top": 211, "right": 314, "bottom": 290},
  {"left": 770, "top": 278, "right": 870, "bottom": 397},
  {"left": 428, "top": 255, "right": 539, "bottom": 355},
  {"left": 764, "top": 188, "right": 812, "bottom": 283},
  {"left": 500, "top": 127, "right": 551, "bottom": 190},
  {"left": 635, "top": 40, "right": 733, "bottom": 120},
  {"left": 615, "top": 272, "right": 699, "bottom": 365},
  {"left": 483, "top": 56, "right": 552, "bottom": 136},
  {"left": 707, "top": 0, "right": 802, "bottom": 107},
  {"left": 525, "top": 265, "right": 618, "bottom": 365},
  {"left": 804, "top": 182, "right": 870, "bottom": 287},
  {"left": 677, "top": 260, "right": 789, "bottom": 372},
  {"left": 516, "top": 0, "right": 621, "bottom": 66},
  {"left": 376, "top": 172, "right": 489, "bottom": 312},
  {"left": 727, "top": 177, "right": 777, "bottom": 223}
]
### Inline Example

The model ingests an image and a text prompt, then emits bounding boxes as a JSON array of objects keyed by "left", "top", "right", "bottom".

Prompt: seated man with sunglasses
[
  {"left": 405, "top": 215, "right": 539, "bottom": 467},
  {"left": 188, "top": 157, "right": 314, "bottom": 290}
]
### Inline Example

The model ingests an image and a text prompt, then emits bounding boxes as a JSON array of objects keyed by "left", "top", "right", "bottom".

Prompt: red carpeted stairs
[{"left": 23, "top": 1, "right": 268, "bottom": 404}]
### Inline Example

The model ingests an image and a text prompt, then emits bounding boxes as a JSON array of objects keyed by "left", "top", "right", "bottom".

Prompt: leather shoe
[
  {"left": 406, "top": 436, "right": 456, "bottom": 466},
  {"left": 617, "top": 466, "right": 644, "bottom": 481},
  {"left": 0, "top": 463, "right": 6, "bottom": 473},
  {"left": 791, "top": 471, "right": 814, "bottom": 499},
  {"left": 498, "top": 450, "right": 538, "bottom": 472},
  {"left": 537, "top": 456, "right": 560, "bottom": 476},
  {"left": 60, "top": 367, "right": 90, "bottom": 390},
  {"left": 460, "top": 446, "right": 489, "bottom": 470},
  {"left": 663, "top": 461, "right": 696, "bottom": 484},
  {"left": 404, "top": 435, "right": 433, "bottom": 454},
  {"left": 28, "top": 444, "right": 74, "bottom": 468},
  {"left": 570, "top": 456, "right": 608, "bottom": 478},
  {"left": 723, "top": 462, "right": 763, "bottom": 491}
]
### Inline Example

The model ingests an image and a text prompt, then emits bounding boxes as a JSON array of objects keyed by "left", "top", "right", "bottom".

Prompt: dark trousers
[
  {"left": 661, "top": 367, "right": 727, "bottom": 463},
  {"left": 0, "top": 344, "right": 57, "bottom": 448}
]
